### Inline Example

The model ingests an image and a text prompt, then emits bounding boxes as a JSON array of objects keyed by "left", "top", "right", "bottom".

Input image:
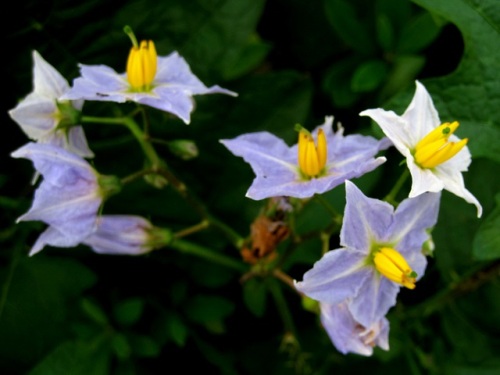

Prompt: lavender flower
[
  {"left": 29, "top": 215, "right": 171, "bottom": 256},
  {"left": 220, "top": 117, "right": 390, "bottom": 200},
  {"left": 295, "top": 181, "right": 440, "bottom": 327},
  {"left": 320, "top": 301, "right": 389, "bottom": 356},
  {"left": 360, "top": 81, "right": 482, "bottom": 217},
  {"left": 11, "top": 143, "right": 119, "bottom": 244},
  {"left": 62, "top": 40, "right": 236, "bottom": 124},
  {"left": 9, "top": 51, "right": 93, "bottom": 158}
]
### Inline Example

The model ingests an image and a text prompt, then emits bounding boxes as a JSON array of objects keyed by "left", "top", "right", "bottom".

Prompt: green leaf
[
  {"left": 324, "top": 0, "right": 375, "bottom": 54},
  {"left": 185, "top": 295, "right": 235, "bottom": 333},
  {"left": 111, "top": 333, "right": 131, "bottom": 360},
  {"left": 113, "top": 298, "right": 144, "bottom": 327},
  {"left": 397, "top": 11, "right": 442, "bottom": 53},
  {"left": 350, "top": 59, "right": 389, "bottom": 92},
  {"left": 220, "top": 35, "right": 271, "bottom": 80},
  {"left": 164, "top": 312, "right": 189, "bottom": 347},
  {"left": 129, "top": 334, "right": 161, "bottom": 358},
  {"left": 473, "top": 193, "right": 500, "bottom": 260},
  {"left": 0, "top": 257, "right": 96, "bottom": 366},
  {"left": 81, "top": 298, "right": 108, "bottom": 326},
  {"left": 376, "top": 13, "right": 395, "bottom": 51},
  {"left": 28, "top": 337, "right": 110, "bottom": 375},
  {"left": 242, "top": 278, "right": 268, "bottom": 317}
]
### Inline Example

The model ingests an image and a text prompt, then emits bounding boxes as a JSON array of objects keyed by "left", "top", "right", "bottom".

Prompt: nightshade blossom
[
  {"left": 11, "top": 143, "right": 118, "bottom": 244},
  {"left": 62, "top": 46, "right": 237, "bottom": 124},
  {"left": 360, "top": 80, "right": 482, "bottom": 217},
  {"left": 220, "top": 116, "right": 391, "bottom": 200},
  {"left": 295, "top": 181, "right": 440, "bottom": 327},
  {"left": 29, "top": 215, "right": 170, "bottom": 256},
  {"left": 9, "top": 51, "right": 93, "bottom": 158},
  {"left": 320, "top": 301, "right": 389, "bottom": 356}
]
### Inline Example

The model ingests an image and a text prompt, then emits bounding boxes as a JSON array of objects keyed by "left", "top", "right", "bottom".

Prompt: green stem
[
  {"left": 83, "top": 115, "right": 244, "bottom": 248},
  {"left": 120, "top": 168, "right": 155, "bottom": 185},
  {"left": 268, "top": 279, "right": 296, "bottom": 336},
  {"left": 82, "top": 116, "right": 161, "bottom": 167},
  {"left": 384, "top": 168, "right": 410, "bottom": 205},
  {"left": 173, "top": 220, "right": 210, "bottom": 239},
  {"left": 169, "top": 239, "right": 247, "bottom": 272}
]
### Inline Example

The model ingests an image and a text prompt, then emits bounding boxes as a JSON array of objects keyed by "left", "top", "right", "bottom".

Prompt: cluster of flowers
[
  {"left": 10, "top": 34, "right": 235, "bottom": 256},
  {"left": 220, "top": 81, "right": 481, "bottom": 355},
  {"left": 10, "top": 29, "right": 481, "bottom": 357}
]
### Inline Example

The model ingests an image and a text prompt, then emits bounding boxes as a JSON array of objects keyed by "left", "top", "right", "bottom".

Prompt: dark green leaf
[
  {"left": 28, "top": 337, "right": 110, "bottom": 375},
  {"left": 113, "top": 298, "right": 144, "bottom": 327},
  {"left": 324, "top": 0, "right": 375, "bottom": 54},
  {"left": 351, "top": 59, "right": 389, "bottom": 92},
  {"left": 473, "top": 194, "right": 500, "bottom": 260},
  {"left": 242, "top": 278, "right": 268, "bottom": 317}
]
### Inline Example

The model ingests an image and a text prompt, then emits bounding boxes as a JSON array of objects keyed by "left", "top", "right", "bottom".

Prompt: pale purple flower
[
  {"left": 29, "top": 215, "right": 169, "bottom": 256},
  {"left": 320, "top": 301, "right": 389, "bottom": 356},
  {"left": 295, "top": 181, "right": 440, "bottom": 327},
  {"left": 62, "top": 51, "right": 237, "bottom": 124},
  {"left": 9, "top": 51, "right": 93, "bottom": 158},
  {"left": 360, "top": 81, "right": 481, "bottom": 217},
  {"left": 220, "top": 116, "right": 391, "bottom": 200},
  {"left": 11, "top": 143, "right": 105, "bottom": 243}
]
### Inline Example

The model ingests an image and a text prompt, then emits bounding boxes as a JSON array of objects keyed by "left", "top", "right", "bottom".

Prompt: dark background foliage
[{"left": 1, "top": 0, "right": 499, "bottom": 374}]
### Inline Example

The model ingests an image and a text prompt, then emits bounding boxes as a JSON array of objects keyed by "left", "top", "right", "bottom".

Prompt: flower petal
[
  {"left": 83, "top": 215, "right": 153, "bottom": 255},
  {"left": 434, "top": 162, "right": 482, "bottom": 217},
  {"left": 402, "top": 80, "right": 441, "bottom": 141},
  {"left": 294, "top": 249, "right": 370, "bottom": 304},
  {"left": 389, "top": 191, "right": 441, "bottom": 254},
  {"left": 320, "top": 301, "right": 389, "bottom": 356},
  {"left": 155, "top": 52, "right": 237, "bottom": 96},
  {"left": 341, "top": 181, "right": 394, "bottom": 251},
  {"left": 29, "top": 226, "right": 81, "bottom": 256},
  {"left": 32, "top": 50, "right": 69, "bottom": 98},
  {"left": 348, "top": 274, "right": 399, "bottom": 327}
]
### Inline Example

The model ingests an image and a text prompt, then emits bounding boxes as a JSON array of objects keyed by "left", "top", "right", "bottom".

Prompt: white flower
[
  {"left": 9, "top": 51, "right": 93, "bottom": 158},
  {"left": 360, "top": 80, "right": 482, "bottom": 217}
]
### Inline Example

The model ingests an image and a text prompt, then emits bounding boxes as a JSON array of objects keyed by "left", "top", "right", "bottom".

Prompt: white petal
[
  {"left": 33, "top": 51, "right": 69, "bottom": 98},
  {"left": 407, "top": 157, "right": 444, "bottom": 197},
  {"left": 360, "top": 108, "right": 414, "bottom": 153},
  {"left": 402, "top": 81, "right": 441, "bottom": 141},
  {"left": 434, "top": 164, "right": 482, "bottom": 217}
]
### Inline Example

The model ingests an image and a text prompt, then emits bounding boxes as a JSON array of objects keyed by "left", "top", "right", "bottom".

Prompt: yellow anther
[
  {"left": 297, "top": 129, "right": 328, "bottom": 178},
  {"left": 373, "top": 247, "right": 416, "bottom": 289},
  {"left": 126, "top": 40, "right": 157, "bottom": 91},
  {"left": 414, "top": 121, "right": 468, "bottom": 169}
]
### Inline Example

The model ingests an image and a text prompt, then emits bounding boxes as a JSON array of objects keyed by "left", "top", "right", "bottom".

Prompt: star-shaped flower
[
  {"left": 29, "top": 215, "right": 171, "bottom": 256},
  {"left": 360, "top": 80, "right": 482, "bottom": 217},
  {"left": 220, "top": 116, "right": 391, "bottom": 200},
  {"left": 11, "top": 143, "right": 119, "bottom": 244},
  {"left": 62, "top": 38, "right": 236, "bottom": 124},
  {"left": 295, "top": 181, "right": 440, "bottom": 327},
  {"left": 320, "top": 301, "right": 389, "bottom": 356},
  {"left": 9, "top": 51, "right": 93, "bottom": 158}
]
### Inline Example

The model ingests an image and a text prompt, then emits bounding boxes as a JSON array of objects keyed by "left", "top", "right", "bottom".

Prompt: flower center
[
  {"left": 373, "top": 247, "right": 417, "bottom": 289},
  {"left": 413, "top": 121, "right": 468, "bottom": 169},
  {"left": 297, "top": 128, "right": 327, "bottom": 178},
  {"left": 126, "top": 39, "right": 157, "bottom": 91}
]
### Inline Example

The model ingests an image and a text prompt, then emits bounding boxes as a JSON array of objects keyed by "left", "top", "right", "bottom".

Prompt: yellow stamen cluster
[
  {"left": 126, "top": 40, "right": 157, "bottom": 91},
  {"left": 298, "top": 129, "right": 327, "bottom": 178},
  {"left": 373, "top": 247, "right": 416, "bottom": 289},
  {"left": 414, "top": 121, "right": 468, "bottom": 169}
]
